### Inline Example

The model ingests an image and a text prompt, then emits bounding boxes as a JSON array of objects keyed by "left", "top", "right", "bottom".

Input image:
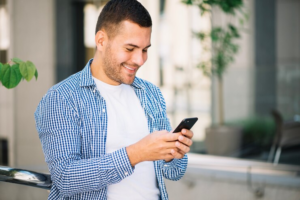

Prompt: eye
[
  {"left": 126, "top": 48, "right": 134, "bottom": 52},
  {"left": 142, "top": 49, "right": 148, "bottom": 53}
]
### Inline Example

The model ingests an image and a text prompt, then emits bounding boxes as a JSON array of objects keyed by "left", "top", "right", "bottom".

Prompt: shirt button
[
  {"left": 102, "top": 109, "right": 105, "bottom": 113},
  {"left": 164, "top": 165, "right": 169, "bottom": 167},
  {"left": 125, "top": 172, "right": 128, "bottom": 176}
]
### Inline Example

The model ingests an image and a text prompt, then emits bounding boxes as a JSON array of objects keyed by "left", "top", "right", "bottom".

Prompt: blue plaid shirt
[{"left": 35, "top": 59, "right": 188, "bottom": 200}]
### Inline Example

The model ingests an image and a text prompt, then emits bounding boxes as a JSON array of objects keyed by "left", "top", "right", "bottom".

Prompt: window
[
  {"left": 0, "top": 0, "right": 9, "bottom": 63},
  {"left": 0, "top": 139, "right": 8, "bottom": 165}
]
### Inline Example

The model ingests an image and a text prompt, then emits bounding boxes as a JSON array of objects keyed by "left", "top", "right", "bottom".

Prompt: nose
[{"left": 132, "top": 51, "right": 147, "bottom": 67}]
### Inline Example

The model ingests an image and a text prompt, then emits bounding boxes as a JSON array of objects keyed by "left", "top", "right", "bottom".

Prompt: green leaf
[
  {"left": 244, "top": 12, "right": 250, "bottom": 21},
  {"left": 182, "top": 0, "right": 193, "bottom": 5},
  {"left": 11, "top": 57, "right": 24, "bottom": 64},
  {"left": 228, "top": 24, "right": 240, "bottom": 38},
  {"left": 198, "top": 62, "right": 211, "bottom": 77},
  {"left": 34, "top": 68, "right": 38, "bottom": 80},
  {"left": 0, "top": 64, "right": 10, "bottom": 83},
  {"left": 27, "top": 61, "right": 38, "bottom": 80},
  {"left": 211, "top": 27, "right": 223, "bottom": 42},
  {"left": 19, "top": 61, "right": 36, "bottom": 81},
  {"left": 0, "top": 63, "right": 3, "bottom": 82},
  {"left": 239, "top": 18, "right": 244, "bottom": 26},
  {"left": 1, "top": 64, "right": 22, "bottom": 89},
  {"left": 195, "top": 32, "right": 207, "bottom": 41},
  {"left": 229, "top": 43, "right": 239, "bottom": 53},
  {"left": 198, "top": 3, "right": 210, "bottom": 15}
]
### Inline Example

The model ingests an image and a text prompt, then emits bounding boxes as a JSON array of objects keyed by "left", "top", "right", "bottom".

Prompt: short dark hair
[{"left": 95, "top": 0, "right": 152, "bottom": 38}]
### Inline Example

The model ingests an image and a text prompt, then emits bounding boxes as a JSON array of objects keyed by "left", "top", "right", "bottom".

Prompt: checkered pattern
[{"left": 35, "top": 59, "right": 188, "bottom": 200}]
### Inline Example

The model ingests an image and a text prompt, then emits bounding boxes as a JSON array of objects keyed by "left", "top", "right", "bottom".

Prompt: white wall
[
  {"left": 137, "top": 0, "right": 160, "bottom": 85},
  {"left": 0, "top": 0, "right": 55, "bottom": 199},
  {"left": 9, "top": 0, "right": 55, "bottom": 169},
  {"left": 138, "top": 0, "right": 212, "bottom": 141},
  {"left": 276, "top": 0, "right": 300, "bottom": 119},
  {"left": 211, "top": 0, "right": 255, "bottom": 123}
]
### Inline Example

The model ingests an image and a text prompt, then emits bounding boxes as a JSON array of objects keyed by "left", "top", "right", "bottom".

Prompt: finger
[
  {"left": 155, "top": 130, "right": 169, "bottom": 135},
  {"left": 178, "top": 135, "right": 193, "bottom": 147},
  {"left": 160, "top": 142, "right": 177, "bottom": 150},
  {"left": 164, "top": 132, "right": 180, "bottom": 142},
  {"left": 171, "top": 149, "right": 185, "bottom": 159},
  {"left": 164, "top": 153, "right": 175, "bottom": 161},
  {"left": 181, "top": 129, "right": 194, "bottom": 139},
  {"left": 175, "top": 141, "right": 190, "bottom": 154},
  {"left": 160, "top": 149, "right": 174, "bottom": 155},
  {"left": 174, "top": 149, "right": 186, "bottom": 158},
  {"left": 171, "top": 148, "right": 186, "bottom": 155},
  {"left": 178, "top": 149, "right": 186, "bottom": 156}
]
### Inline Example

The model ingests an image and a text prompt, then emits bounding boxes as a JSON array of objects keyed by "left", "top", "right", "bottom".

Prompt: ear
[{"left": 95, "top": 30, "right": 106, "bottom": 51}]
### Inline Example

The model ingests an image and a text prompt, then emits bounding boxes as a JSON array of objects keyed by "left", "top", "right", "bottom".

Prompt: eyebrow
[{"left": 125, "top": 43, "right": 151, "bottom": 49}]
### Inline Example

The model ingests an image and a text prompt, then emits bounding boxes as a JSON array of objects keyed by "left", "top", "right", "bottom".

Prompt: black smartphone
[{"left": 172, "top": 117, "right": 198, "bottom": 133}]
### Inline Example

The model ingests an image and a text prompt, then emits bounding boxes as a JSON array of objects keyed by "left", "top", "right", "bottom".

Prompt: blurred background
[{"left": 0, "top": 0, "right": 299, "bottom": 199}]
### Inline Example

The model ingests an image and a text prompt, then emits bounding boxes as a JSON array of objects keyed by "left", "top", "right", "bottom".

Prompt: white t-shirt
[{"left": 93, "top": 77, "right": 160, "bottom": 200}]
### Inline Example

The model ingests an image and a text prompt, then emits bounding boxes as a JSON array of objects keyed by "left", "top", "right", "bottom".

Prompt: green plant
[
  {"left": 228, "top": 116, "right": 276, "bottom": 148},
  {"left": 0, "top": 58, "right": 38, "bottom": 89},
  {"left": 182, "top": 0, "right": 248, "bottom": 125}
]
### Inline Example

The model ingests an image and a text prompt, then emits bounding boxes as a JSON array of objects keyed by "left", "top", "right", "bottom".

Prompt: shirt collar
[
  {"left": 131, "top": 77, "right": 145, "bottom": 90},
  {"left": 79, "top": 58, "right": 145, "bottom": 90},
  {"left": 79, "top": 59, "right": 95, "bottom": 87}
]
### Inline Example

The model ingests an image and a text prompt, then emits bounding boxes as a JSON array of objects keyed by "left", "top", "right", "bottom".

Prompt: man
[{"left": 35, "top": 0, "right": 193, "bottom": 199}]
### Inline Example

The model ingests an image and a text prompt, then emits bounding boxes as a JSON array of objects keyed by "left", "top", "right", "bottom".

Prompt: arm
[
  {"left": 35, "top": 90, "right": 134, "bottom": 197},
  {"left": 155, "top": 87, "right": 189, "bottom": 181}
]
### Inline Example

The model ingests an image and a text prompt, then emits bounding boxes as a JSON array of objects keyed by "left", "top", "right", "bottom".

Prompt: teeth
[{"left": 123, "top": 64, "right": 134, "bottom": 71}]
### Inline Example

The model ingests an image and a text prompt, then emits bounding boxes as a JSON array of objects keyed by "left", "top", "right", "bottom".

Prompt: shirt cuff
[
  {"left": 111, "top": 147, "right": 135, "bottom": 179},
  {"left": 161, "top": 158, "right": 180, "bottom": 169}
]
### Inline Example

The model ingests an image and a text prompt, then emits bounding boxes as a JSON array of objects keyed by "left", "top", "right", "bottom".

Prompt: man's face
[{"left": 102, "top": 20, "right": 151, "bottom": 85}]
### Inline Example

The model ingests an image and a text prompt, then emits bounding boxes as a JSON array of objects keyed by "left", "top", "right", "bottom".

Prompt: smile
[{"left": 122, "top": 64, "right": 137, "bottom": 72}]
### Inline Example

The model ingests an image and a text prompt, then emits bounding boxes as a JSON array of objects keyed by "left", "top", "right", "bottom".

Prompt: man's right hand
[{"left": 126, "top": 131, "right": 180, "bottom": 166}]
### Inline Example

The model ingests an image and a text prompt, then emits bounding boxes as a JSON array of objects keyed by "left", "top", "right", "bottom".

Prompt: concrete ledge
[{"left": 185, "top": 153, "right": 300, "bottom": 188}]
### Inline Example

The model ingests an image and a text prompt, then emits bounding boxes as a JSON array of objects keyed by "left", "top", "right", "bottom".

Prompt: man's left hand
[{"left": 166, "top": 129, "right": 194, "bottom": 161}]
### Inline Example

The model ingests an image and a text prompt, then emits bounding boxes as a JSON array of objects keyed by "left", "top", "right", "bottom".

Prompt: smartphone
[{"left": 172, "top": 117, "right": 198, "bottom": 133}]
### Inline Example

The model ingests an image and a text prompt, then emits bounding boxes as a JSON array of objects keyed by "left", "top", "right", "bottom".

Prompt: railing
[
  {"left": 1, "top": 154, "right": 300, "bottom": 191},
  {"left": 0, "top": 166, "right": 52, "bottom": 190}
]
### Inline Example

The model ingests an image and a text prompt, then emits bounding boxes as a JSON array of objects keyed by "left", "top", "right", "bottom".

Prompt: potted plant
[
  {"left": 0, "top": 58, "right": 38, "bottom": 89},
  {"left": 182, "top": 0, "right": 248, "bottom": 156},
  {"left": 228, "top": 116, "right": 276, "bottom": 159}
]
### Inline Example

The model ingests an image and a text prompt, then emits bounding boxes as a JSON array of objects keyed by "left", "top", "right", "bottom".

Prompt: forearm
[{"left": 126, "top": 144, "right": 142, "bottom": 167}]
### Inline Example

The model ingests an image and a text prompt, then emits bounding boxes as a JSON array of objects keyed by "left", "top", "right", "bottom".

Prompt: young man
[{"left": 35, "top": 0, "right": 193, "bottom": 199}]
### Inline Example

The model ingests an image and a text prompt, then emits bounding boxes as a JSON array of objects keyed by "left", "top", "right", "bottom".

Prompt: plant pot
[{"left": 205, "top": 125, "right": 242, "bottom": 157}]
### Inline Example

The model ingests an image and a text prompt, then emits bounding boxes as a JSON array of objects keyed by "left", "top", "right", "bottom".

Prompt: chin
[{"left": 122, "top": 76, "right": 135, "bottom": 85}]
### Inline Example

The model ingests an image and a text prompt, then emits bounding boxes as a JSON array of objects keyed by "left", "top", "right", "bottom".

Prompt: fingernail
[
  {"left": 179, "top": 136, "right": 184, "bottom": 141},
  {"left": 176, "top": 142, "right": 180, "bottom": 147},
  {"left": 182, "top": 129, "right": 186, "bottom": 134},
  {"left": 171, "top": 149, "right": 174, "bottom": 154}
]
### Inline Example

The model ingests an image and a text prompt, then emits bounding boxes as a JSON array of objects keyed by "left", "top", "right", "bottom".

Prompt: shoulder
[
  {"left": 47, "top": 71, "right": 81, "bottom": 99},
  {"left": 36, "top": 72, "right": 83, "bottom": 118},
  {"left": 37, "top": 71, "right": 83, "bottom": 113}
]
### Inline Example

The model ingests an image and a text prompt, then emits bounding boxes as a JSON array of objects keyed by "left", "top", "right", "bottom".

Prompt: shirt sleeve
[
  {"left": 161, "top": 155, "right": 188, "bottom": 181},
  {"left": 34, "top": 90, "right": 134, "bottom": 197},
  {"left": 155, "top": 87, "right": 188, "bottom": 181}
]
